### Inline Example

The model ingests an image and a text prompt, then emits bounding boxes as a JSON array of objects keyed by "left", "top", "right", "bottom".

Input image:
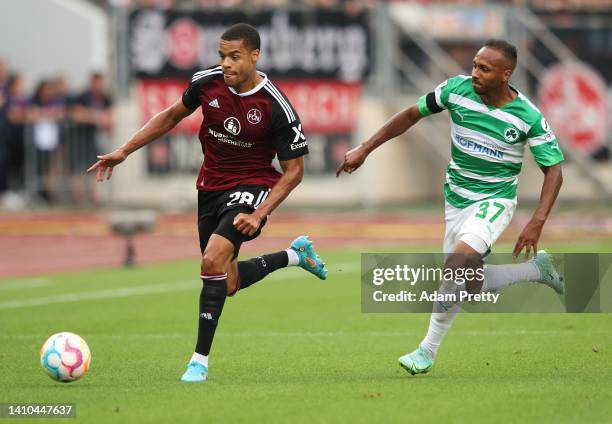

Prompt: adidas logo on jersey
[{"left": 208, "top": 98, "right": 220, "bottom": 108}]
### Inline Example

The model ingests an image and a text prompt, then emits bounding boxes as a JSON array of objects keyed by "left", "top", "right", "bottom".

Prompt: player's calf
[
  {"left": 182, "top": 237, "right": 234, "bottom": 382},
  {"left": 232, "top": 235, "right": 328, "bottom": 295}
]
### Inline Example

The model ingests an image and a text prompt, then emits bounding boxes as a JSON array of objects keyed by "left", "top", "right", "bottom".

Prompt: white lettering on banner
[
  {"left": 131, "top": 10, "right": 369, "bottom": 81},
  {"left": 131, "top": 11, "right": 167, "bottom": 73},
  {"left": 258, "top": 13, "right": 367, "bottom": 81}
]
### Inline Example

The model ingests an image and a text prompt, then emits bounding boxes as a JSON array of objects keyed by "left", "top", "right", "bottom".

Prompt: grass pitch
[{"left": 1, "top": 244, "right": 611, "bottom": 423}]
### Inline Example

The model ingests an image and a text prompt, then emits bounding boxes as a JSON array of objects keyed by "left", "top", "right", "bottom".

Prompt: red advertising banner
[
  {"left": 136, "top": 79, "right": 202, "bottom": 134},
  {"left": 275, "top": 80, "right": 361, "bottom": 134},
  {"left": 136, "top": 79, "right": 361, "bottom": 135}
]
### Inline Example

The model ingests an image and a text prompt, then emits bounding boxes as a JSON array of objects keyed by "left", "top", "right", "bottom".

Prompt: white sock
[
  {"left": 419, "top": 261, "right": 541, "bottom": 358},
  {"left": 285, "top": 248, "right": 300, "bottom": 266},
  {"left": 420, "top": 278, "right": 462, "bottom": 358},
  {"left": 483, "top": 262, "right": 540, "bottom": 292},
  {"left": 190, "top": 352, "right": 208, "bottom": 368}
]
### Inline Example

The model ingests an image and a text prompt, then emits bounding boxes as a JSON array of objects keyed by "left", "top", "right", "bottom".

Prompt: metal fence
[{"left": 24, "top": 120, "right": 110, "bottom": 205}]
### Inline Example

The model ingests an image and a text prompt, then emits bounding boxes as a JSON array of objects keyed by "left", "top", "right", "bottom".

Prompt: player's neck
[
  {"left": 479, "top": 84, "right": 517, "bottom": 108},
  {"left": 234, "top": 71, "right": 263, "bottom": 94}
]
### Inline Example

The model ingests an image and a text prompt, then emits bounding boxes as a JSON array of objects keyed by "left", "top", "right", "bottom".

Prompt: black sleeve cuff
[
  {"left": 426, "top": 92, "right": 443, "bottom": 114},
  {"left": 182, "top": 89, "right": 199, "bottom": 110}
]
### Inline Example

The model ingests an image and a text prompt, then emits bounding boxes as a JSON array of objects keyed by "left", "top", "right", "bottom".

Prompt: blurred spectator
[
  {"left": 194, "top": 0, "right": 242, "bottom": 7},
  {"left": 305, "top": 0, "right": 337, "bottom": 7},
  {"left": 250, "top": 0, "right": 285, "bottom": 7},
  {"left": 0, "top": 59, "right": 7, "bottom": 92},
  {"left": 4, "top": 74, "right": 29, "bottom": 193},
  {"left": 0, "top": 60, "right": 7, "bottom": 195},
  {"left": 0, "top": 66, "right": 7, "bottom": 197},
  {"left": 69, "top": 73, "right": 113, "bottom": 203},
  {"left": 107, "top": 0, "right": 133, "bottom": 7},
  {"left": 137, "top": 0, "right": 176, "bottom": 9},
  {"left": 29, "top": 79, "right": 66, "bottom": 203},
  {"left": 344, "top": 0, "right": 367, "bottom": 15},
  {"left": 52, "top": 75, "right": 73, "bottom": 109}
]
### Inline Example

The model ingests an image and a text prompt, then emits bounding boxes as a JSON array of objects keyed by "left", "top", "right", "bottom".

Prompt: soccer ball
[{"left": 40, "top": 332, "right": 91, "bottom": 382}]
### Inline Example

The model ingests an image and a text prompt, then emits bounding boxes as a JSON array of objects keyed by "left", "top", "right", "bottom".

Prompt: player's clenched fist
[
  {"left": 87, "top": 149, "right": 128, "bottom": 182},
  {"left": 233, "top": 212, "right": 263, "bottom": 236},
  {"left": 336, "top": 145, "right": 368, "bottom": 177}
]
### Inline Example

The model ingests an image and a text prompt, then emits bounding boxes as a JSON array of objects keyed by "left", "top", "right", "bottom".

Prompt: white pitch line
[
  {"left": 0, "top": 261, "right": 369, "bottom": 310},
  {"left": 0, "top": 280, "right": 197, "bottom": 310},
  {"left": 0, "top": 278, "right": 50, "bottom": 291},
  {"left": 0, "top": 329, "right": 607, "bottom": 339}
]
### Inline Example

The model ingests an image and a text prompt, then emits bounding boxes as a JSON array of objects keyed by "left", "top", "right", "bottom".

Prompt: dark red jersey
[{"left": 181, "top": 65, "right": 309, "bottom": 191}]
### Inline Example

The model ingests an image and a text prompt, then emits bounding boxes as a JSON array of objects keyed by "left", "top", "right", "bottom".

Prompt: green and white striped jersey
[{"left": 418, "top": 75, "right": 564, "bottom": 209}]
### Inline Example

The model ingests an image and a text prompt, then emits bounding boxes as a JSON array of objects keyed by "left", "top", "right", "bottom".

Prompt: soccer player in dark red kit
[{"left": 88, "top": 23, "right": 328, "bottom": 382}]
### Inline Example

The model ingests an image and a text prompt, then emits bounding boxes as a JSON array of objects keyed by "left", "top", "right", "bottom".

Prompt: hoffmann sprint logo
[{"left": 456, "top": 135, "right": 504, "bottom": 159}]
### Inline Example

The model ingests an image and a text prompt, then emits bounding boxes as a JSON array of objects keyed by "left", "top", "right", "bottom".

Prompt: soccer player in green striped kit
[{"left": 337, "top": 40, "right": 565, "bottom": 375}]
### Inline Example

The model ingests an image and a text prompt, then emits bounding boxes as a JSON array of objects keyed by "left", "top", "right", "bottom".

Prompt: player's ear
[
  {"left": 251, "top": 48, "right": 260, "bottom": 64},
  {"left": 503, "top": 68, "right": 512, "bottom": 83}
]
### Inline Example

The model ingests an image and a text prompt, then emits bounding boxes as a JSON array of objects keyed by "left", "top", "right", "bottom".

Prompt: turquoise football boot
[
  {"left": 399, "top": 346, "right": 434, "bottom": 375},
  {"left": 180, "top": 361, "right": 208, "bottom": 382},
  {"left": 531, "top": 250, "right": 564, "bottom": 295},
  {"left": 290, "top": 236, "right": 328, "bottom": 280}
]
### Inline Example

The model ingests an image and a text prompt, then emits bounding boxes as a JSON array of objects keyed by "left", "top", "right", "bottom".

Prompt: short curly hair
[
  {"left": 221, "top": 23, "right": 260, "bottom": 51},
  {"left": 483, "top": 39, "right": 517, "bottom": 69}
]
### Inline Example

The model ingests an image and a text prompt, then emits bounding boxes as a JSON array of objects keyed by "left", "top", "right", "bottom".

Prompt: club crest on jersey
[
  {"left": 247, "top": 108, "right": 262, "bottom": 124},
  {"left": 224, "top": 117, "right": 241, "bottom": 135},
  {"left": 503, "top": 127, "right": 520, "bottom": 143},
  {"left": 541, "top": 117, "right": 550, "bottom": 132}
]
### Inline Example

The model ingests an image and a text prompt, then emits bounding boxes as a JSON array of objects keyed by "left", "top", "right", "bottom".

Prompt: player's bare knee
[
  {"left": 444, "top": 254, "right": 468, "bottom": 274},
  {"left": 201, "top": 253, "right": 226, "bottom": 275},
  {"left": 467, "top": 258, "right": 485, "bottom": 293},
  {"left": 445, "top": 254, "right": 483, "bottom": 294}
]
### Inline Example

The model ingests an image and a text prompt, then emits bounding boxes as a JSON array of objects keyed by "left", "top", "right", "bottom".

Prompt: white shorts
[{"left": 443, "top": 198, "right": 516, "bottom": 255}]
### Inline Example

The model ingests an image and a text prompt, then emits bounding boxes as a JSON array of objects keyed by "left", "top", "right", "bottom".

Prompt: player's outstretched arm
[
  {"left": 233, "top": 157, "right": 304, "bottom": 236},
  {"left": 87, "top": 98, "right": 195, "bottom": 182},
  {"left": 336, "top": 104, "right": 424, "bottom": 177},
  {"left": 513, "top": 163, "right": 563, "bottom": 258}
]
